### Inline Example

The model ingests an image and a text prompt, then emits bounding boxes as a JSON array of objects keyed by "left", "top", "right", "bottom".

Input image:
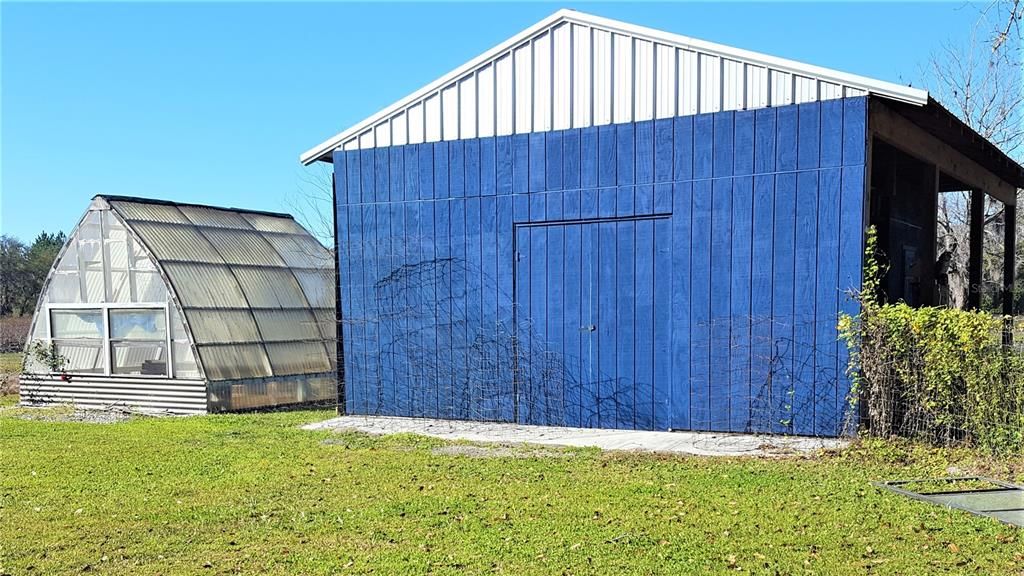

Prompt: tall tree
[
  {"left": 0, "top": 232, "right": 66, "bottom": 317},
  {"left": 21, "top": 232, "right": 66, "bottom": 313},
  {"left": 0, "top": 235, "right": 28, "bottom": 316}
]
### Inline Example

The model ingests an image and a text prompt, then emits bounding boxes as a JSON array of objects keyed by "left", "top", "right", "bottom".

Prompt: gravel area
[{"left": 306, "top": 415, "right": 849, "bottom": 457}]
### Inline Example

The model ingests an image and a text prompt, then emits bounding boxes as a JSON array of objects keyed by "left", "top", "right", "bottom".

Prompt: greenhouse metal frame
[{"left": 21, "top": 195, "right": 337, "bottom": 414}]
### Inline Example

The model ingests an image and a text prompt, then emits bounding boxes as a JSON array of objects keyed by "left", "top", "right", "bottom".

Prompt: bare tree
[
  {"left": 988, "top": 0, "right": 1023, "bottom": 53},
  {"left": 926, "top": 1, "right": 1023, "bottom": 310},
  {"left": 288, "top": 163, "right": 336, "bottom": 248}
]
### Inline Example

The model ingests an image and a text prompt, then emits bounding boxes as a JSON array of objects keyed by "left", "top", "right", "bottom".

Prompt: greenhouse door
[{"left": 513, "top": 216, "right": 668, "bottom": 430}]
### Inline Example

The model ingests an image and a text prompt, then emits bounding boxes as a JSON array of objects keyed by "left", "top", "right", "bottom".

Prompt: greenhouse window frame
[{"left": 42, "top": 301, "right": 174, "bottom": 379}]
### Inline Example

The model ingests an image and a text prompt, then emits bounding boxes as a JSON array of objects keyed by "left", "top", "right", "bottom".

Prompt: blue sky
[{"left": 2, "top": 2, "right": 984, "bottom": 242}]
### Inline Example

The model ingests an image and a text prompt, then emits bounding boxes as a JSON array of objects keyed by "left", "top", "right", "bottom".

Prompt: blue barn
[{"left": 303, "top": 10, "right": 1024, "bottom": 436}]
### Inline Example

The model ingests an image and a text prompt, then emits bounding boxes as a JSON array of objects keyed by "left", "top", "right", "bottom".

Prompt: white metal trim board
[{"left": 301, "top": 9, "right": 927, "bottom": 164}]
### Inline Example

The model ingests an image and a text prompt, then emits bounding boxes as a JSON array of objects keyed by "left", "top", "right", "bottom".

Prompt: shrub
[{"left": 839, "top": 227, "right": 1024, "bottom": 453}]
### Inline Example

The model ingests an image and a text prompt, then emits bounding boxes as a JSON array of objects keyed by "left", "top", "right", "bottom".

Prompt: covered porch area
[{"left": 867, "top": 97, "right": 1024, "bottom": 320}]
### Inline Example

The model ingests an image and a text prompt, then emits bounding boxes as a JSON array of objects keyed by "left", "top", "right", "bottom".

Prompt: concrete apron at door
[{"left": 304, "top": 416, "right": 847, "bottom": 457}]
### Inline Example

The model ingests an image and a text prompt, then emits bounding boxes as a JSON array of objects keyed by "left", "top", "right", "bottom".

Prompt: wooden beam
[
  {"left": 869, "top": 99, "right": 1017, "bottom": 205},
  {"left": 1004, "top": 202, "right": 1016, "bottom": 318},
  {"left": 968, "top": 190, "right": 984, "bottom": 310}
]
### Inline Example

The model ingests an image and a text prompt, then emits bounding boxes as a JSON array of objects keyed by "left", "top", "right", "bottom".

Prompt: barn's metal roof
[{"left": 301, "top": 8, "right": 928, "bottom": 165}]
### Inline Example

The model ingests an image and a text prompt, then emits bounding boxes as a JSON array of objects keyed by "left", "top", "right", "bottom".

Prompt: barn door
[{"left": 513, "top": 217, "right": 668, "bottom": 429}]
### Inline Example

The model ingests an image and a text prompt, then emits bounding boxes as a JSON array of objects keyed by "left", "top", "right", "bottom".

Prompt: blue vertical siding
[{"left": 334, "top": 96, "right": 868, "bottom": 435}]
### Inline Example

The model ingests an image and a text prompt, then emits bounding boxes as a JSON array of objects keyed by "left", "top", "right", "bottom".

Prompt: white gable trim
[{"left": 301, "top": 9, "right": 927, "bottom": 165}]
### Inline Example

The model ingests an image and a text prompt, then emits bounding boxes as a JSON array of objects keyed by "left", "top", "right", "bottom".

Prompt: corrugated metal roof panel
[{"left": 302, "top": 9, "right": 928, "bottom": 163}]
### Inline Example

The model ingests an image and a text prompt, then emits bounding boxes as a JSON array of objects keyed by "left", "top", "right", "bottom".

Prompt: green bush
[{"left": 839, "top": 227, "right": 1024, "bottom": 453}]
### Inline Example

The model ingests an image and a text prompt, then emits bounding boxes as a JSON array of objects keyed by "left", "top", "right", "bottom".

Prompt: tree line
[{"left": 0, "top": 232, "right": 66, "bottom": 317}]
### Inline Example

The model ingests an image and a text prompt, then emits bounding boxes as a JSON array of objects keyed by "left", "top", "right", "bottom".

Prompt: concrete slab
[{"left": 303, "top": 416, "right": 848, "bottom": 457}]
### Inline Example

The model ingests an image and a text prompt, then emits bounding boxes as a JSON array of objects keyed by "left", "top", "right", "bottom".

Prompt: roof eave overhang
[{"left": 300, "top": 8, "right": 929, "bottom": 165}]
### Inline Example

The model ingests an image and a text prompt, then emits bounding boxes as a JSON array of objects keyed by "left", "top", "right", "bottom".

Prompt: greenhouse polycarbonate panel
[
  {"left": 199, "top": 228, "right": 287, "bottom": 267},
  {"left": 178, "top": 205, "right": 256, "bottom": 229},
  {"left": 109, "top": 309, "right": 166, "bottom": 340},
  {"left": 161, "top": 263, "right": 249, "bottom": 308},
  {"left": 46, "top": 272, "right": 82, "bottom": 304},
  {"left": 242, "top": 212, "right": 307, "bottom": 235},
  {"left": 263, "top": 234, "right": 332, "bottom": 269},
  {"left": 293, "top": 270, "right": 334, "bottom": 308},
  {"left": 133, "top": 270, "right": 168, "bottom": 303},
  {"left": 231, "top": 267, "right": 309, "bottom": 308},
  {"left": 185, "top": 309, "right": 262, "bottom": 344},
  {"left": 130, "top": 222, "right": 223, "bottom": 263},
  {"left": 207, "top": 373, "right": 335, "bottom": 411},
  {"left": 265, "top": 341, "right": 332, "bottom": 375},
  {"left": 196, "top": 343, "right": 272, "bottom": 381},
  {"left": 113, "top": 201, "right": 191, "bottom": 224},
  {"left": 312, "top": 308, "right": 337, "bottom": 341},
  {"left": 111, "top": 341, "right": 167, "bottom": 375},
  {"left": 109, "top": 270, "right": 132, "bottom": 303},
  {"left": 252, "top": 309, "right": 322, "bottom": 342},
  {"left": 171, "top": 342, "right": 201, "bottom": 379}
]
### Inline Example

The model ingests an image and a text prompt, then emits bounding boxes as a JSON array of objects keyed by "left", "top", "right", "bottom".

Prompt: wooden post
[
  {"left": 332, "top": 170, "right": 347, "bottom": 415},
  {"left": 1004, "top": 202, "right": 1016, "bottom": 345},
  {"left": 968, "top": 190, "right": 984, "bottom": 310},
  {"left": 923, "top": 164, "right": 939, "bottom": 306}
]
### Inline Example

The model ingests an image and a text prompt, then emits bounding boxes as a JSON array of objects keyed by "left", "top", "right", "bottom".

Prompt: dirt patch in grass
[{"left": 5, "top": 404, "right": 136, "bottom": 424}]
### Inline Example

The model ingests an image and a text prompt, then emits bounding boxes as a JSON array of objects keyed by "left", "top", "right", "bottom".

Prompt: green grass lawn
[{"left": 1, "top": 405, "right": 1022, "bottom": 575}]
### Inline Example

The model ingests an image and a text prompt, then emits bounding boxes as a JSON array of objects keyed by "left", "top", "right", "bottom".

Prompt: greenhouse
[{"left": 21, "top": 195, "right": 337, "bottom": 414}]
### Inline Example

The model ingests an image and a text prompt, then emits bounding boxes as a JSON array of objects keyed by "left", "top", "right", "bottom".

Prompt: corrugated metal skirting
[{"left": 19, "top": 376, "right": 208, "bottom": 415}]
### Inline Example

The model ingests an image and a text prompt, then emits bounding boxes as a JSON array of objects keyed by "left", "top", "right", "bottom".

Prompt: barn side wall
[{"left": 333, "top": 96, "right": 867, "bottom": 436}]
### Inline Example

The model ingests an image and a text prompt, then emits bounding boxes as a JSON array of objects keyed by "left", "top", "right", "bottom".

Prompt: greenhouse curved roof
[{"left": 96, "top": 195, "right": 336, "bottom": 381}]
